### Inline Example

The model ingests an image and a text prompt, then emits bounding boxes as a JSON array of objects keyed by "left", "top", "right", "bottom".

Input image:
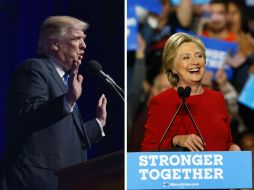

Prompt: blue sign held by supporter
[
  {"left": 127, "top": 151, "right": 252, "bottom": 189},
  {"left": 128, "top": 0, "right": 162, "bottom": 14},
  {"left": 135, "top": 0, "right": 162, "bottom": 14},
  {"left": 171, "top": 0, "right": 211, "bottom": 6},
  {"left": 127, "top": 0, "right": 163, "bottom": 51},
  {"left": 238, "top": 74, "right": 254, "bottom": 110},
  {"left": 200, "top": 35, "right": 237, "bottom": 80},
  {"left": 127, "top": 5, "right": 138, "bottom": 51}
]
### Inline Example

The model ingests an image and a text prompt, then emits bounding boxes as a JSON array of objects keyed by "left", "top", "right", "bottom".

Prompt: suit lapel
[
  {"left": 43, "top": 57, "right": 90, "bottom": 147},
  {"left": 51, "top": 71, "right": 67, "bottom": 93},
  {"left": 44, "top": 57, "right": 67, "bottom": 93}
]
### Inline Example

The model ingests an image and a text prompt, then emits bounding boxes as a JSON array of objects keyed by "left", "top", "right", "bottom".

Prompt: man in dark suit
[{"left": 1, "top": 16, "right": 107, "bottom": 190}]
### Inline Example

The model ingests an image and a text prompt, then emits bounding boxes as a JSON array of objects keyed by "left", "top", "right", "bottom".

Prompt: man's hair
[
  {"left": 210, "top": 0, "right": 226, "bottom": 4},
  {"left": 162, "top": 32, "right": 206, "bottom": 87},
  {"left": 210, "top": 0, "right": 227, "bottom": 10},
  {"left": 37, "top": 16, "right": 88, "bottom": 55}
]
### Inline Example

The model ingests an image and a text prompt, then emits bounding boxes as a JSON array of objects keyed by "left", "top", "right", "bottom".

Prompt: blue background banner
[{"left": 127, "top": 151, "right": 252, "bottom": 189}]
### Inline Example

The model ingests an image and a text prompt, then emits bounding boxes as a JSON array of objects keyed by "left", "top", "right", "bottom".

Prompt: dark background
[{"left": 0, "top": 0, "right": 124, "bottom": 159}]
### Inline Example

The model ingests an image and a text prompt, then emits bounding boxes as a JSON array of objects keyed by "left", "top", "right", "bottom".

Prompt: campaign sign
[
  {"left": 171, "top": 0, "right": 211, "bottom": 5},
  {"left": 134, "top": 0, "right": 162, "bottom": 14},
  {"left": 127, "top": 151, "right": 252, "bottom": 189},
  {"left": 200, "top": 36, "right": 237, "bottom": 80},
  {"left": 128, "top": 0, "right": 162, "bottom": 14},
  {"left": 238, "top": 74, "right": 254, "bottom": 110},
  {"left": 127, "top": 5, "right": 138, "bottom": 51},
  {"left": 127, "top": 0, "right": 162, "bottom": 51}
]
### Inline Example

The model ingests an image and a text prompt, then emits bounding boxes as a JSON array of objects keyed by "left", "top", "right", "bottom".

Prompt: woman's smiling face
[{"left": 173, "top": 42, "right": 206, "bottom": 87}]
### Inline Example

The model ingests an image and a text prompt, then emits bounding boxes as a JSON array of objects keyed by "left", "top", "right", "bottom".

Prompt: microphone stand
[
  {"left": 100, "top": 70, "right": 124, "bottom": 95},
  {"left": 157, "top": 86, "right": 205, "bottom": 151},
  {"left": 105, "top": 78, "right": 125, "bottom": 102},
  {"left": 158, "top": 99, "right": 185, "bottom": 151},
  {"left": 183, "top": 101, "right": 206, "bottom": 150},
  {"left": 103, "top": 72, "right": 125, "bottom": 95},
  {"left": 84, "top": 60, "right": 125, "bottom": 102}
]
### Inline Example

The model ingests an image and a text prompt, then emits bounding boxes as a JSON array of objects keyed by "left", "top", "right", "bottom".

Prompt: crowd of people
[{"left": 128, "top": 0, "right": 254, "bottom": 152}]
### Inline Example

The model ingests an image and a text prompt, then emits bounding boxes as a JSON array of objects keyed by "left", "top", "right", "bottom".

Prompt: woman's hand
[
  {"left": 229, "top": 144, "right": 241, "bottom": 151},
  {"left": 172, "top": 134, "right": 205, "bottom": 151}
]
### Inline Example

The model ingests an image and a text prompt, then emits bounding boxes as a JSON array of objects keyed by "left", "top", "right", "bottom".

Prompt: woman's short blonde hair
[
  {"left": 37, "top": 16, "right": 88, "bottom": 55},
  {"left": 162, "top": 32, "right": 206, "bottom": 87}
]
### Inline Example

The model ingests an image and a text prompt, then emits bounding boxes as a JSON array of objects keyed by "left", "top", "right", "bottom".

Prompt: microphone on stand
[
  {"left": 157, "top": 87, "right": 188, "bottom": 151},
  {"left": 182, "top": 86, "right": 206, "bottom": 151},
  {"left": 85, "top": 60, "right": 124, "bottom": 102}
]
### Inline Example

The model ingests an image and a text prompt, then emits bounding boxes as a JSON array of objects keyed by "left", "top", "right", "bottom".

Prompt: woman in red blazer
[{"left": 141, "top": 32, "right": 240, "bottom": 151}]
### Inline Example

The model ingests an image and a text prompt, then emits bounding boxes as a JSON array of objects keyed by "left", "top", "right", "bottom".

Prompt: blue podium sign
[{"left": 127, "top": 151, "right": 252, "bottom": 189}]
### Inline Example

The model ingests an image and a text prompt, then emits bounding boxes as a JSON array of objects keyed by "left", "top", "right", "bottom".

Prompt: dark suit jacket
[{"left": 1, "top": 57, "right": 103, "bottom": 190}]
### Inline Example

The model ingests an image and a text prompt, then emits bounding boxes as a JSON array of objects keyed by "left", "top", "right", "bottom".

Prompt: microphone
[
  {"left": 178, "top": 86, "right": 191, "bottom": 100},
  {"left": 85, "top": 60, "right": 124, "bottom": 101},
  {"left": 184, "top": 86, "right": 191, "bottom": 98},
  {"left": 158, "top": 87, "right": 186, "bottom": 151},
  {"left": 177, "top": 86, "right": 185, "bottom": 99},
  {"left": 182, "top": 86, "right": 205, "bottom": 151}
]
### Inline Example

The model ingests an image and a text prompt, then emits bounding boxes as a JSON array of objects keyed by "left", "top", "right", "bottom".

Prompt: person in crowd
[
  {"left": 129, "top": 71, "right": 172, "bottom": 151},
  {"left": 1, "top": 16, "right": 107, "bottom": 190},
  {"left": 225, "top": 0, "right": 254, "bottom": 131},
  {"left": 226, "top": 0, "right": 254, "bottom": 91},
  {"left": 239, "top": 132, "right": 254, "bottom": 151},
  {"left": 200, "top": 0, "right": 236, "bottom": 42},
  {"left": 141, "top": 32, "right": 240, "bottom": 151},
  {"left": 128, "top": 33, "right": 147, "bottom": 139},
  {"left": 215, "top": 69, "right": 246, "bottom": 140},
  {"left": 201, "top": 68, "right": 245, "bottom": 142},
  {"left": 227, "top": 0, "right": 249, "bottom": 34},
  {"left": 127, "top": 33, "right": 172, "bottom": 151}
]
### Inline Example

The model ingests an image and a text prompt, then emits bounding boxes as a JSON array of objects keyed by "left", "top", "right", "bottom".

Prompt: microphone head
[
  {"left": 177, "top": 86, "right": 191, "bottom": 100},
  {"left": 85, "top": 60, "right": 102, "bottom": 75},
  {"left": 184, "top": 86, "right": 191, "bottom": 98},
  {"left": 177, "top": 87, "right": 185, "bottom": 99}
]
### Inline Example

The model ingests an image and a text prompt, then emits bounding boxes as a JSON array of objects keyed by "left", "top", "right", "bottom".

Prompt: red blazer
[{"left": 141, "top": 88, "right": 233, "bottom": 151}]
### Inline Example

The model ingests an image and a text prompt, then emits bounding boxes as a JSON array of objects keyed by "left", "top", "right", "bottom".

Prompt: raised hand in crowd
[{"left": 237, "top": 32, "right": 254, "bottom": 57}]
